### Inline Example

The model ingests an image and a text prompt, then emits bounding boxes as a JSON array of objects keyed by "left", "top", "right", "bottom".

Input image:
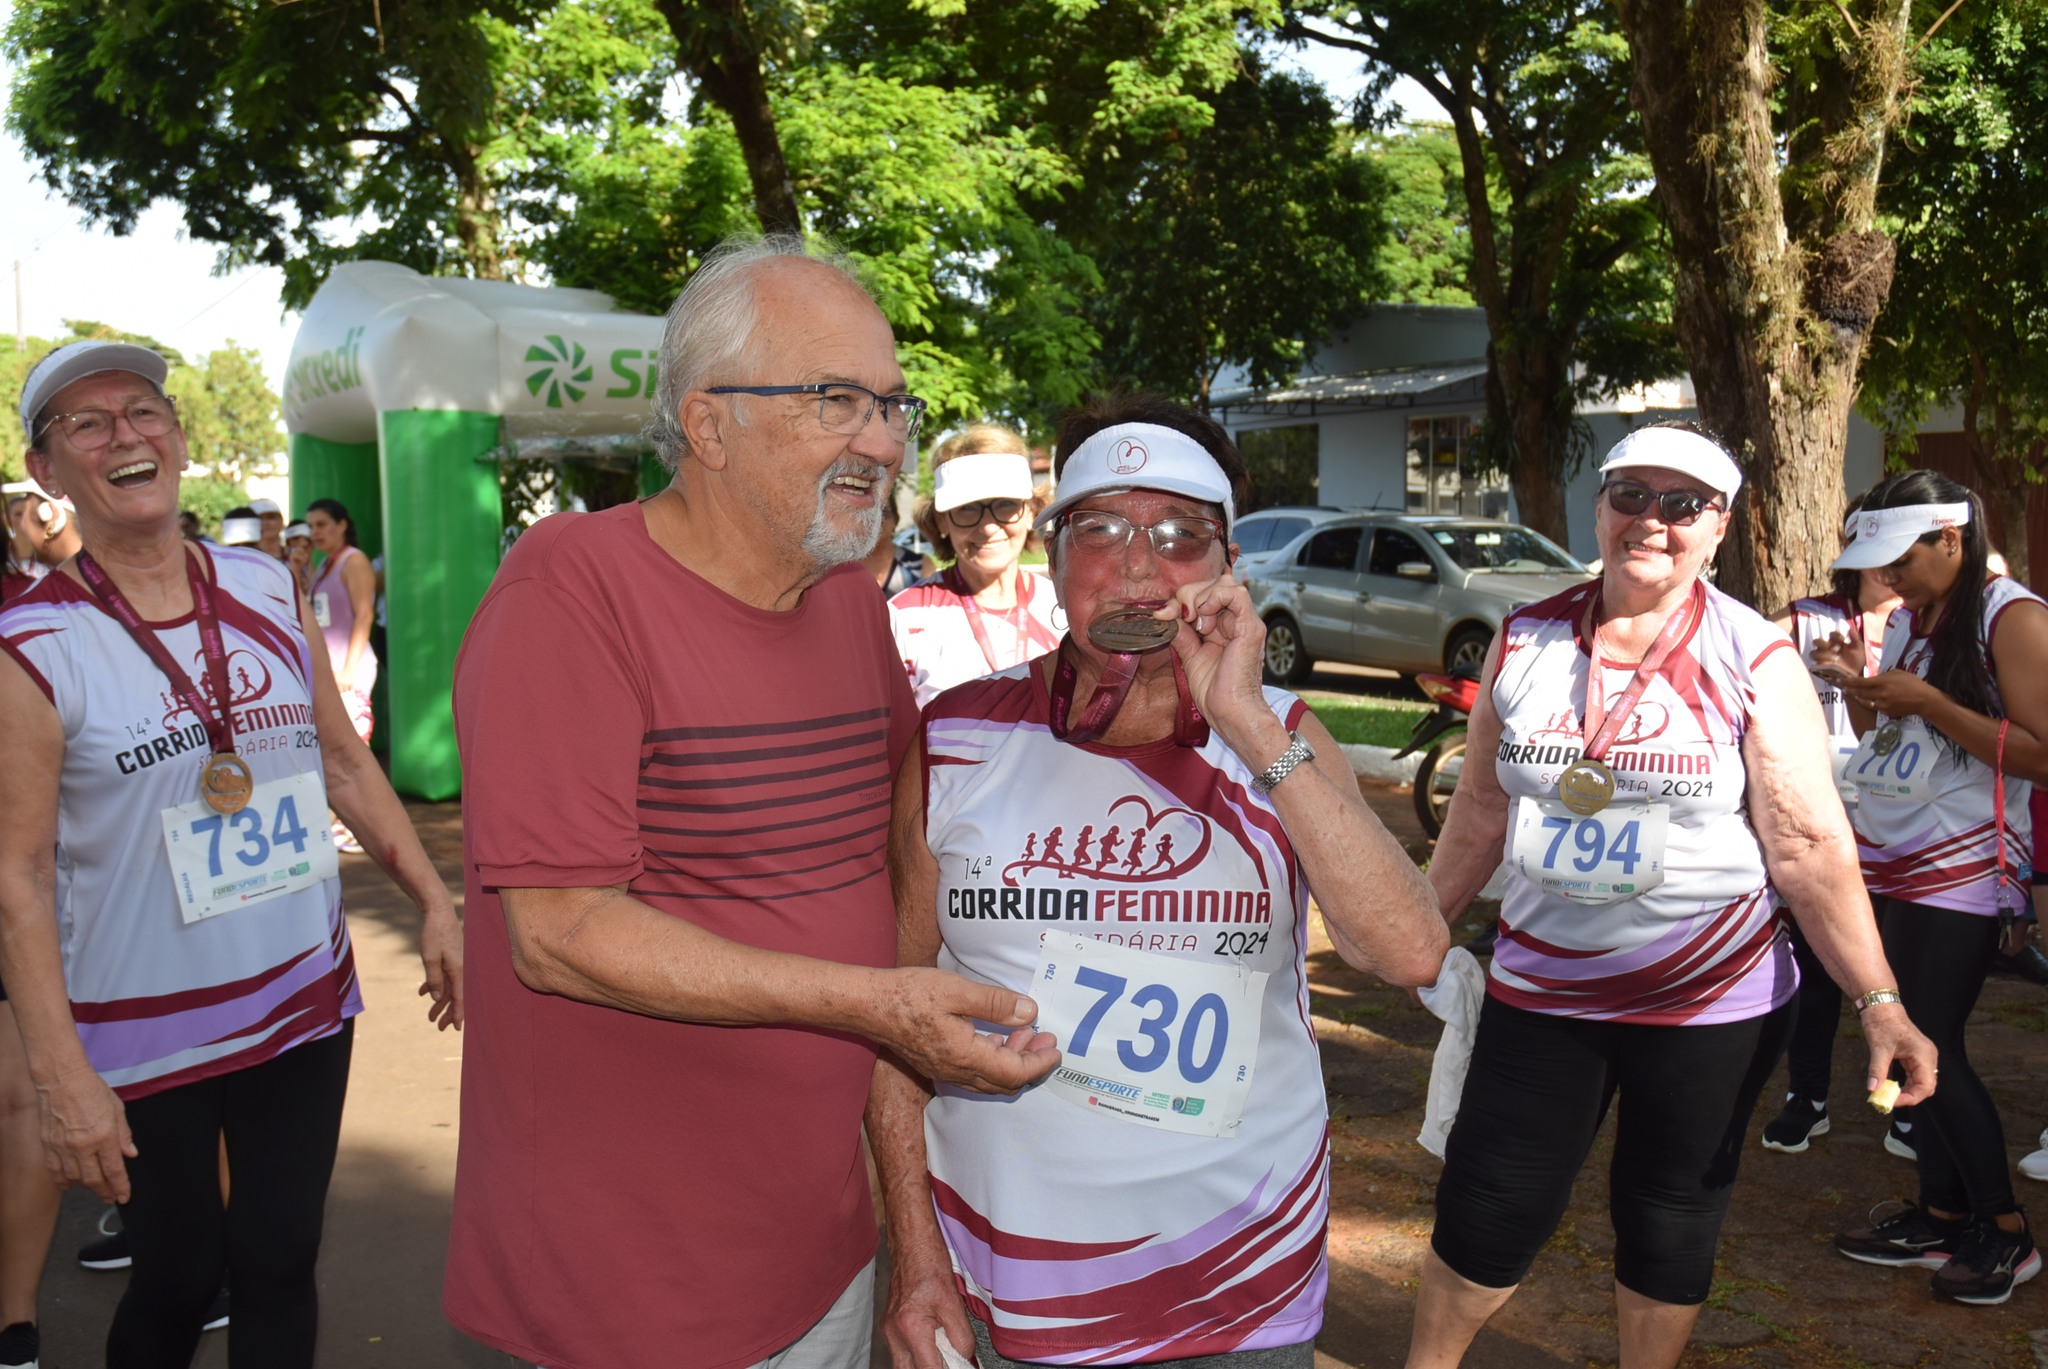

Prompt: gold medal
[
  {"left": 199, "top": 753, "right": 254, "bottom": 815},
  {"left": 1558, "top": 758, "right": 1616, "bottom": 816},
  {"left": 1872, "top": 720, "right": 1903, "bottom": 757}
]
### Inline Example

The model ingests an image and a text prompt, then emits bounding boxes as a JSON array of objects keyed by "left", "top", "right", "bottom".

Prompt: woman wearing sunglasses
[
  {"left": 890, "top": 425, "right": 1064, "bottom": 706},
  {"left": 1816, "top": 470, "right": 2048, "bottom": 1306},
  {"left": 870, "top": 395, "right": 1446, "bottom": 1368},
  {"left": 1405, "top": 422, "right": 1934, "bottom": 1368}
]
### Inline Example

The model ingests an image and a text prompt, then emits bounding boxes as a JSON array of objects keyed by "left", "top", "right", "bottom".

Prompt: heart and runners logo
[
  {"left": 1108, "top": 438, "right": 1148, "bottom": 474},
  {"left": 162, "top": 649, "right": 274, "bottom": 730},
  {"left": 524, "top": 335, "right": 593, "bottom": 408},
  {"left": 1520, "top": 701, "right": 1670, "bottom": 747},
  {"left": 1001, "top": 794, "right": 1213, "bottom": 885}
]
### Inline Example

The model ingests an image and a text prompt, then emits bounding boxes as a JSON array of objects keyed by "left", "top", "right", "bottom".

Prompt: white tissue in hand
[{"left": 935, "top": 1328, "right": 978, "bottom": 1369}]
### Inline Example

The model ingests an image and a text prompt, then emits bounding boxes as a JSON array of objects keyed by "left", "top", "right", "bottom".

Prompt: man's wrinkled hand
[{"left": 879, "top": 967, "right": 1060, "bottom": 1093}]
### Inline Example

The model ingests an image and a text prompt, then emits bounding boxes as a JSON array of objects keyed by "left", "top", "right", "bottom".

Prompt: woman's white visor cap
[
  {"left": 1831, "top": 502, "right": 1972, "bottom": 571},
  {"left": 1035, "top": 423, "right": 1236, "bottom": 533},
  {"left": 932, "top": 451, "right": 1033, "bottom": 512},
  {"left": 1598, "top": 427, "right": 1743, "bottom": 502}
]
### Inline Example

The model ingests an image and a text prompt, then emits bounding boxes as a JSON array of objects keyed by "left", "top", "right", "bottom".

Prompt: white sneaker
[{"left": 2021, "top": 1146, "right": 2048, "bottom": 1182}]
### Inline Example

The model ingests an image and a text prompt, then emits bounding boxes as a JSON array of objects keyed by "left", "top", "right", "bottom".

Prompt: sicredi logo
[
  {"left": 525, "top": 335, "right": 593, "bottom": 407},
  {"left": 283, "top": 327, "right": 365, "bottom": 411},
  {"left": 1109, "top": 438, "right": 1148, "bottom": 474}
]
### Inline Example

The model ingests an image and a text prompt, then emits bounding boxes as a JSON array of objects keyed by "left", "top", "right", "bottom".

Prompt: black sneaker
[
  {"left": 78, "top": 1207, "right": 130, "bottom": 1270},
  {"left": 1932, "top": 1212, "right": 2042, "bottom": 1305},
  {"left": 201, "top": 1287, "right": 229, "bottom": 1333},
  {"left": 0, "top": 1321, "right": 37, "bottom": 1369},
  {"left": 1835, "top": 1201, "right": 1966, "bottom": 1267},
  {"left": 1885, "top": 1115, "right": 1917, "bottom": 1161},
  {"left": 1761, "top": 1094, "right": 1830, "bottom": 1153},
  {"left": 1990, "top": 943, "right": 2048, "bottom": 986}
]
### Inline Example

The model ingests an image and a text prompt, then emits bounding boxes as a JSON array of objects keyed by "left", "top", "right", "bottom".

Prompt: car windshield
[{"left": 1428, "top": 524, "right": 1582, "bottom": 572}]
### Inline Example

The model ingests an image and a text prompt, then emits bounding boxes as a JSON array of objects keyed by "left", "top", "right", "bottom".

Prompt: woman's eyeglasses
[
  {"left": 944, "top": 499, "right": 1028, "bottom": 530},
  {"left": 1601, "top": 480, "right": 1724, "bottom": 527},
  {"left": 1058, "top": 511, "right": 1224, "bottom": 562}
]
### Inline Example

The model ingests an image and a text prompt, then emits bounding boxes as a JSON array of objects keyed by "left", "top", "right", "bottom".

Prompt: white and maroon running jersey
[
  {"left": 888, "top": 568, "right": 1064, "bottom": 707},
  {"left": 1790, "top": 592, "right": 1860, "bottom": 740},
  {"left": 920, "top": 665, "right": 1328, "bottom": 1363},
  {"left": 0, "top": 545, "right": 360, "bottom": 1099},
  {"left": 1488, "top": 581, "right": 1798, "bottom": 1025},
  {"left": 1853, "top": 575, "right": 2044, "bottom": 916}
]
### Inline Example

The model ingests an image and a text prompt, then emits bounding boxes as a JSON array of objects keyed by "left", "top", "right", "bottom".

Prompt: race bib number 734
[{"left": 159, "top": 771, "right": 340, "bottom": 923}]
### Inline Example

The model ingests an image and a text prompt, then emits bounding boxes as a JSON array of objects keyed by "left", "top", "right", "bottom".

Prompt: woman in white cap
[
  {"left": 0, "top": 340, "right": 462, "bottom": 1369},
  {"left": 889, "top": 425, "right": 1064, "bottom": 707},
  {"left": 1819, "top": 469, "right": 2048, "bottom": 1306},
  {"left": 870, "top": 394, "right": 1446, "bottom": 1368},
  {"left": 1403, "top": 421, "right": 1935, "bottom": 1368}
]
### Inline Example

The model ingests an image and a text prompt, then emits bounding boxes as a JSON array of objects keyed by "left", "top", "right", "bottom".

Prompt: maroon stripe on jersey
[
  {"left": 641, "top": 757, "right": 877, "bottom": 792},
  {"left": 644, "top": 706, "right": 890, "bottom": 743},
  {"left": 200, "top": 968, "right": 352, "bottom": 1048},
  {"left": 70, "top": 948, "right": 319, "bottom": 1024},
  {"left": 215, "top": 592, "right": 311, "bottom": 689},
  {"left": 638, "top": 774, "right": 885, "bottom": 815},
  {"left": 641, "top": 800, "right": 887, "bottom": 841},
  {"left": 644, "top": 729, "right": 887, "bottom": 768},
  {"left": 116, "top": 1019, "right": 347, "bottom": 1102},
  {"left": 646, "top": 817, "right": 889, "bottom": 864},
  {"left": 1748, "top": 638, "right": 1795, "bottom": 672},
  {"left": 932, "top": 1176, "right": 1155, "bottom": 1260},
  {"left": 0, "top": 634, "right": 53, "bottom": 702}
]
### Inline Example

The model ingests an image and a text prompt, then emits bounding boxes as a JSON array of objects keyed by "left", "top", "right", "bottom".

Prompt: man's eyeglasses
[
  {"left": 706, "top": 383, "right": 927, "bottom": 443},
  {"left": 1601, "top": 480, "right": 1724, "bottom": 527},
  {"left": 1058, "top": 511, "right": 1225, "bottom": 563},
  {"left": 944, "top": 499, "right": 1027, "bottom": 530},
  {"left": 34, "top": 397, "right": 180, "bottom": 451}
]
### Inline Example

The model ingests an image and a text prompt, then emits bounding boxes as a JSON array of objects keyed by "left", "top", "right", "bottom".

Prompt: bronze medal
[
  {"left": 1872, "top": 720, "right": 1903, "bottom": 757},
  {"left": 199, "top": 752, "right": 255, "bottom": 815},
  {"left": 1558, "top": 758, "right": 1616, "bottom": 816},
  {"left": 1086, "top": 608, "right": 1180, "bottom": 654}
]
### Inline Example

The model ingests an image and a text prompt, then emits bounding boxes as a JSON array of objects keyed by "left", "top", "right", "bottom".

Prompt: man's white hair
[{"left": 647, "top": 234, "right": 871, "bottom": 473}]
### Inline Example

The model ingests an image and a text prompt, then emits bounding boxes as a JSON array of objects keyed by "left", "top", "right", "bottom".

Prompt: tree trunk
[
  {"left": 654, "top": 0, "right": 802, "bottom": 237},
  {"left": 1491, "top": 338, "right": 1573, "bottom": 545},
  {"left": 1615, "top": 0, "right": 1908, "bottom": 611},
  {"left": 447, "top": 142, "right": 506, "bottom": 280}
]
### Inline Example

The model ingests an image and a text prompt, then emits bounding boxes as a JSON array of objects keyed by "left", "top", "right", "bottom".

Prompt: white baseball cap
[
  {"left": 1831, "top": 502, "right": 1972, "bottom": 570},
  {"left": 932, "top": 451, "right": 1033, "bottom": 512},
  {"left": 19, "top": 341, "right": 170, "bottom": 442},
  {"left": 1036, "top": 423, "right": 1236, "bottom": 533},
  {"left": 1599, "top": 426, "right": 1744, "bottom": 502}
]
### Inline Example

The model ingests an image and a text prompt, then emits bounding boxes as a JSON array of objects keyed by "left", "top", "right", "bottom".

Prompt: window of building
[
  {"left": 1404, "top": 415, "right": 1511, "bottom": 518},
  {"left": 1236, "top": 425, "right": 1319, "bottom": 511}
]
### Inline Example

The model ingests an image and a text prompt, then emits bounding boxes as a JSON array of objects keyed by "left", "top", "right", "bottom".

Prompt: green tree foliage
[
  {"left": 1861, "top": 3, "right": 2048, "bottom": 581},
  {"left": 1364, "top": 122, "right": 1475, "bottom": 308},
  {"left": 1283, "top": 0, "right": 1677, "bottom": 543}
]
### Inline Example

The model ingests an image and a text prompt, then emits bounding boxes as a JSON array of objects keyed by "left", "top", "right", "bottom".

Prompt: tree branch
[{"left": 1914, "top": 0, "right": 1969, "bottom": 54}]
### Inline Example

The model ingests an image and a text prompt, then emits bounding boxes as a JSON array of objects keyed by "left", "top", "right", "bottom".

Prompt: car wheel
[
  {"left": 1444, "top": 625, "right": 1492, "bottom": 673},
  {"left": 1262, "top": 614, "right": 1314, "bottom": 686}
]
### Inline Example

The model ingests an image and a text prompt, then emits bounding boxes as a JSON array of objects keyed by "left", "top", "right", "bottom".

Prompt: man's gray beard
[{"left": 802, "top": 460, "right": 886, "bottom": 568}]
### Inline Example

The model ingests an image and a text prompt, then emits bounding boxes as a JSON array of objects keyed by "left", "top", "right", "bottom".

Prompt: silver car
[{"left": 1247, "top": 514, "right": 1591, "bottom": 683}]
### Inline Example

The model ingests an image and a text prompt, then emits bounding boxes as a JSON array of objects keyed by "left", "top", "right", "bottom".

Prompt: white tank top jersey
[
  {"left": 1488, "top": 580, "right": 1799, "bottom": 1025},
  {"left": 0, "top": 545, "right": 360, "bottom": 1099},
  {"left": 919, "top": 665, "right": 1329, "bottom": 1362},
  {"left": 1853, "top": 575, "right": 2044, "bottom": 916},
  {"left": 888, "top": 568, "right": 1065, "bottom": 707},
  {"left": 1790, "top": 592, "right": 1859, "bottom": 740}
]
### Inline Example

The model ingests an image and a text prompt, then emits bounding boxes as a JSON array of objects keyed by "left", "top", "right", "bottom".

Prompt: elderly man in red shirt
[{"left": 445, "top": 236, "right": 1058, "bottom": 1369}]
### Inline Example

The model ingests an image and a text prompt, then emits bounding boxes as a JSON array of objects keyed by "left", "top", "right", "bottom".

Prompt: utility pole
[{"left": 12, "top": 260, "right": 21, "bottom": 350}]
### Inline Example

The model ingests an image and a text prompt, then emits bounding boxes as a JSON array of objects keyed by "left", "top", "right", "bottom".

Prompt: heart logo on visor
[{"left": 1109, "top": 439, "right": 1148, "bottom": 474}]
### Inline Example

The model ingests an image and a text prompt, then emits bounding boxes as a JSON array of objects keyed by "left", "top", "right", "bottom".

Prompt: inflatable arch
[{"left": 284, "top": 261, "right": 667, "bottom": 799}]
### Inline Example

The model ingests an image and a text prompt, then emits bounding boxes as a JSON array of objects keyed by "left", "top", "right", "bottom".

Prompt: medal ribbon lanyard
[
  {"left": 1049, "top": 636, "right": 1204, "bottom": 747},
  {"left": 76, "top": 550, "right": 240, "bottom": 761},
  {"left": 1580, "top": 583, "right": 1702, "bottom": 764},
  {"left": 954, "top": 567, "right": 1059, "bottom": 675}
]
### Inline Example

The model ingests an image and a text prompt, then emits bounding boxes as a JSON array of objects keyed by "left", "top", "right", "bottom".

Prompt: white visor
[
  {"left": 284, "top": 522, "right": 311, "bottom": 540},
  {"left": 932, "top": 451, "right": 1033, "bottom": 512},
  {"left": 220, "top": 517, "right": 264, "bottom": 546},
  {"left": 1831, "top": 502, "right": 1971, "bottom": 570},
  {"left": 1035, "top": 423, "right": 1235, "bottom": 533},
  {"left": 1598, "top": 427, "right": 1743, "bottom": 502},
  {"left": 248, "top": 498, "right": 283, "bottom": 517}
]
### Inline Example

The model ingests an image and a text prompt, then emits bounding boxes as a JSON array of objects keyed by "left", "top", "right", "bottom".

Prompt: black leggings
[
  {"left": 1878, "top": 897, "right": 2015, "bottom": 1220},
  {"left": 109, "top": 1022, "right": 353, "bottom": 1369},
  {"left": 1777, "top": 918, "right": 1842, "bottom": 1099},
  {"left": 1432, "top": 995, "right": 1794, "bottom": 1305}
]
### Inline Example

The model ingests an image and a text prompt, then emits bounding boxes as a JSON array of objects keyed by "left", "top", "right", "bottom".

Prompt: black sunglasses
[{"left": 1601, "top": 480, "right": 1724, "bottom": 527}]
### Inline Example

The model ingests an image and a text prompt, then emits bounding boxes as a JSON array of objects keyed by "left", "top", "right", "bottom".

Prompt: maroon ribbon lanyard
[
  {"left": 1048, "top": 636, "right": 1203, "bottom": 747},
  {"left": 955, "top": 568, "right": 1059, "bottom": 675},
  {"left": 1580, "top": 584, "right": 1701, "bottom": 762},
  {"left": 76, "top": 549, "right": 238, "bottom": 758}
]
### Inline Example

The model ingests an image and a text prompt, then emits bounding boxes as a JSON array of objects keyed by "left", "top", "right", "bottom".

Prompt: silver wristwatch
[{"left": 1252, "top": 731, "right": 1315, "bottom": 794}]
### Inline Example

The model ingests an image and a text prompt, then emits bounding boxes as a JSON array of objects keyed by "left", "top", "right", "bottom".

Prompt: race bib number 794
[
  {"left": 1507, "top": 797, "right": 1669, "bottom": 906},
  {"left": 1029, "top": 931, "right": 1264, "bottom": 1138}
]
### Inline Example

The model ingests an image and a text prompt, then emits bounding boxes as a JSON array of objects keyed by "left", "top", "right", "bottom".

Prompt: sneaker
[
  {"left": 1932, "top": 1212, "right": 2042, "bottom": 1305},
  {"left": 1761, "top": 1094, "right": 1831, "bottom": 1153},
  {"left": 1885, "top": 1116, "right": 1917, "bottom": 1161},
  {"left": 1990, "top": 943, "right": 2048, "bottom": 985},
  {"left": 1835, "top": 1200, "right": 1966, "bottom": 1267},
  {"left": 0, "top": 1321, "right": 37, "bottom": 1369},
  {"left": 2021, "top": 1129, "right": 2048, "bottom": 1182},
  {"left": 201, "top": 1287, "right": 229, "bottom": 1333},
  {"left": 79, "top": 1206, "right": 130, "bottom": 1270}
]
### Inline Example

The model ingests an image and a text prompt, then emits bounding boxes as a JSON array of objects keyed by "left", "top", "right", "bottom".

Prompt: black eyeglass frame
[
  {"left": 943, "top": 499, "right": 1029, "bottom": 530},
  {"left": 705, "top": 383, "right": 928, "bottom": 442},
  {"left": 1599, "top": 479, "right": 1726, "bottom": 528}
]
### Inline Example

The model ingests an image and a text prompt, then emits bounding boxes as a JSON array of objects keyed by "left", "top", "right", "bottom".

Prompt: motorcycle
[{"left": 1393, "top": 663, "right": 1481, "bottom": 839}]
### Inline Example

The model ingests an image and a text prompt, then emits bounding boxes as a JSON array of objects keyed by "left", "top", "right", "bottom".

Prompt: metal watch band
[
  {"left": 1854, "top": 988, "right": 1903, "bottom": 1014},
  {"left": 1252, "top": 731, "right": 1315, "bottom": 795}
]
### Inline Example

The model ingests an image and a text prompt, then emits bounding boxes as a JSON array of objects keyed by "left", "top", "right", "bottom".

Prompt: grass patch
[
  {"left": 1990, "top": 1000, "right": 2048, "bottom": 1033},
  {"left": 1304, "top": 695, "right": 1433, "bottom": 749}
]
